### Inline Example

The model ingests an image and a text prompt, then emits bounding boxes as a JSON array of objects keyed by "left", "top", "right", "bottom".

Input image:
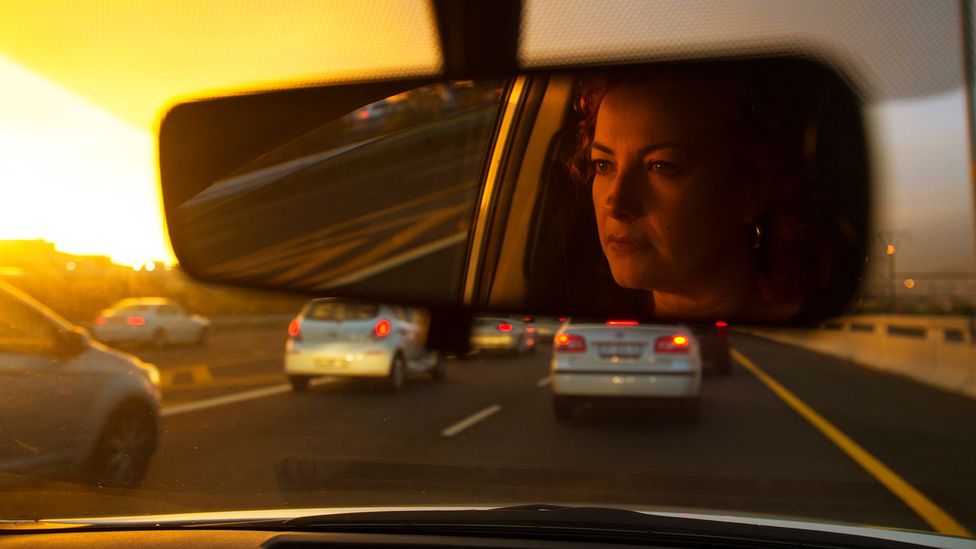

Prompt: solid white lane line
[
  {"left": 161, "top": 378, "right": 335, "bottom": 418},
  {"left": 440, "top": 404, "right": 502, "bottom": 438},
  {"left": 536, "top": 376, "right": 552, "bottom": 387}
]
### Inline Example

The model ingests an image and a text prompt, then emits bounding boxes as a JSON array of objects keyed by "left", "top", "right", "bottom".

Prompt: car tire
[
  {"left": 289, "top": 375, "right": 310, "bottom": 392},
  {"left": 151, "top": 329, "right": 167, "bottom": 348},
  {"left": 430, "top": 353, "right": 446, "bottom": 381},
  {"left": 552, "top": 396, "right": 576, "bottom": 421},
  {"left": 388, "top": 353, "right": 406, "bottom": 391},
  {"left": 87, "top": 402, "right": 158, "bottom": 489}
]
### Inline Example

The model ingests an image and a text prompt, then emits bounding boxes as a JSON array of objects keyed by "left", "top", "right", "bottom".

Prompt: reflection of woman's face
[{"left": 591, "top": 77, "right": 751, "bottom": 297}]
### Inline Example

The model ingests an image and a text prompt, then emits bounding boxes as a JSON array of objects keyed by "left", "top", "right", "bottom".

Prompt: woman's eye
[
  {"left": 647, "top": 160, "right": 680, "bottom": 175},
  {"left": 592, "top": 159, "right": 614, "bottom": 174}
]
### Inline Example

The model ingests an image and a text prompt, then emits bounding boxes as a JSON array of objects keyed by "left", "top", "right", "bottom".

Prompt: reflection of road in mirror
[{"left": 173, "top": 101, "right": 502, "bottom": 298}]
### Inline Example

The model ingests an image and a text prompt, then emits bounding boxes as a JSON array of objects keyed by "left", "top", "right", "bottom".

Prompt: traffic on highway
[{"left": 1, "top": 309, "right": 973, "bottom": 539}]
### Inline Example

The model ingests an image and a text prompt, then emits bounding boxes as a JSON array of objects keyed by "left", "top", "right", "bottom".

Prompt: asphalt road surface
[{"left": 2, "top": 324, "right": 974, "bottom": 537}]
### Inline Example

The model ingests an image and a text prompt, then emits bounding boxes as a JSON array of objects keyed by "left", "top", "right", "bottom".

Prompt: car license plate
[
  {"left": 597, "top": 343, "right": 644, "bottom": 359},
  {"left": 315, "top": 358, "right": 347, "bottom": 369}
]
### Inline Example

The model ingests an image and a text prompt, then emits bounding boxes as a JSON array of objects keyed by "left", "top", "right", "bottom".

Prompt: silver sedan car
[{"left": 0, "top": 282, "right": 161, "bottom": 488}]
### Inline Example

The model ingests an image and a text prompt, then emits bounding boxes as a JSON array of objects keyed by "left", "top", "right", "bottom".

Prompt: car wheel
[
  {"left": 552, "top": 396, "right": 576, "bottom": 421},
  {"left": 151, "top": 329, "right": 168, "bottom": 348},
  {"left": 430, "top": 353, "right": 446, "bottom": 381},
  {"left": 289, "top": 375, "right": 310, "bottom": 392},
  {"left": 87, "top": 403, "right": 158, "bottom": 488},
  {"left": 388, "top": 353, "right": 406, "bottom": 391},
  {"left": 195, "top": 327, "right": 209, "bottom": 347}
]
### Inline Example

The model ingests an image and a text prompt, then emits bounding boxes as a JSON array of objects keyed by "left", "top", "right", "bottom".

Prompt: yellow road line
[{"left": 731, "top": 348, "right": 971, "bottom": 537}]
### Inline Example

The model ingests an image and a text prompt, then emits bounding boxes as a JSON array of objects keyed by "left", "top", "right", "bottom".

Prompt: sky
[{"left": 0, "top": 55, "right": 166, "bottom": 266}]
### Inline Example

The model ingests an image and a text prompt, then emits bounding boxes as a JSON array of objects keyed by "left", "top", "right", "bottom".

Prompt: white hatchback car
[
  {"left": 92, "top": 298, "right": 211, "bottom": 347},
  {"left": 550, "top": 321, "right": 702, "bottom": 421},
  {"left": 284, "top": 299, "right": 442, "bottom": 391}
]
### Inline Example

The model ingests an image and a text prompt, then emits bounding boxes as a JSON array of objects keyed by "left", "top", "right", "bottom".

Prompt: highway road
[{"left": 2, "top": 323, "right": 974, "bottom": 537}]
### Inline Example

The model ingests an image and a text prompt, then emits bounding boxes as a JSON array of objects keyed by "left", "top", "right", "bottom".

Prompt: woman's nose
[{"left": 604, "top": 163, "right": 646, "bottom": 220}]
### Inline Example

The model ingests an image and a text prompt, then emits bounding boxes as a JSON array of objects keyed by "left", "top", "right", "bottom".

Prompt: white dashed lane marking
[{"left": 440, "top": 405, "right": 502, "bottom": 438}]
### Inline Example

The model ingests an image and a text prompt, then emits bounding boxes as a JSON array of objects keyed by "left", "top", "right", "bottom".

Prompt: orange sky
[{"left": 0, "top": 1, "right": 439, "bottom": 267}]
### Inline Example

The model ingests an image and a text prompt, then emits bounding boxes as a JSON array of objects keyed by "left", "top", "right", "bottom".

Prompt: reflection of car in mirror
[
  {"left": 284, "top": 298, "right": 442, "bottom": 392},
  {"left": 92, "top": 297, "right": 211, "bottom": 347},
  {"left": 0, "top": 282, "right": 161, "bottom": 488}
]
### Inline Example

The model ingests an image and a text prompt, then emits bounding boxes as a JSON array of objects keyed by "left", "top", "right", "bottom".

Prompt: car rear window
[{"left": 306, "top": 301, "right": 378, "bottom": 321}]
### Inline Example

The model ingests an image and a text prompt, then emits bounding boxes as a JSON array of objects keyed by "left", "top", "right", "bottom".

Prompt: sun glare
[{"left": 0, "top": 55, "right": 172, "bottom": 267}]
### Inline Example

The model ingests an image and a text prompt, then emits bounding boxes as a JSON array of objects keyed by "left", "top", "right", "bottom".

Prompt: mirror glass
[
  {"left": 166, "top": 80, "right": 507, "bottom": 305},
  {"left": 160, "top": 59, "right": 868, "bottom": 324}
]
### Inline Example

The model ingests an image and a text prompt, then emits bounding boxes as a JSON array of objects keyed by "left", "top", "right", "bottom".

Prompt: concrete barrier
[{"left": 742, "top": 315, "right": 976, "bottom": 399}]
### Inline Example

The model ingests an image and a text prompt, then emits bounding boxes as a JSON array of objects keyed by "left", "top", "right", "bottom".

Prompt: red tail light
[
  {"left": 555, "top": 333, "right": 586, "bottom": 352},
  {"left": 606, "top": 320, "right": 638, "bottom": 326},
  {"left": 374, "top": 319, "right": 391, "bottom": 337},
  {"left": 655, "top": 334, "right": 690, "bottom": 353},
  {"left": 288, "top": 318, "right": 302, "bottom": 340},
  {"left": 126, "top": 316, "right": 145, "bottom": 326},
  {"left": 558, "top": 317, "right": 568, "bottom": 322},
  {"left": 498, "top": 323, "right": 513, "bottom": 332},
  {"left": 526, "top": 326, "right": 536, "bottom": 334},
  {"left": 715, "top": 320, "right": 729, "bottom": 328},
  {"left": 95, "top": 316, "right": 107, "bottom": 325},
  {"left": 522, "top": 315, "right": 533, "bottom": 322}
]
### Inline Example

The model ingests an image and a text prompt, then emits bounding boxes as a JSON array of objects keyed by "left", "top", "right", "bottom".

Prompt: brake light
[
  {"left": 558, "top": 317, "right": 568, "bottom": 322},
  {"left": 526, "top": 327, "right": 536, "bottom": 334},
  {"left": 522, "top": 315, "right": 533, "bottom": 322},
  {"left": 655, "top": 335, "right": 690, "bottom": 353},
  {"left": 126, "top": 316, "right": 145, "bottom": 326},
  {"left": 288, "top": 318, "right": 302, "bottom": 340},
  {"left": 555, "top": 333, "right": 586, "bottom": 352},
  {"left": 715, "top": 320, "right": 729, "bottom": 328},
  {"left": 606, "top": 320, "right": 638, "bottom": 326},
  {"left": 374, "top": 319, "right": 391, "bottom": 337},
  {"left": 95, "top": 316, "right": 107, "bottom": 325},
  {"left": 498, "top": 323, "right": 513, "bottom": 332}
]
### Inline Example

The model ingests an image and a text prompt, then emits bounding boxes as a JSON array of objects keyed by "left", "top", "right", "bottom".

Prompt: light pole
[{"left": 886, "top": 243, "right": 896, "bottom": 308}]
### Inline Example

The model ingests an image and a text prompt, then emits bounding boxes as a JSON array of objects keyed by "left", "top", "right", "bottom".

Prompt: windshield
[{"left": 0, "top": 1, "right": 974, "bottom": 542}]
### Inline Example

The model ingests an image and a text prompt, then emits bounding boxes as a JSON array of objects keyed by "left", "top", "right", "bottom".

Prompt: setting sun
[{"left": 0, "top": 55, "right": 170, "bottom": 267}]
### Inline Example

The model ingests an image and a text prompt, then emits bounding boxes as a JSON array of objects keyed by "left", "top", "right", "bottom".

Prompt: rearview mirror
[{"left": 159, "top": 57, "right": 869, "bottom": 325}]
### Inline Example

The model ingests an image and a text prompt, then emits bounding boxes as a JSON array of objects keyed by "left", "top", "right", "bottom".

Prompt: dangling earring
[{"left": 751, "top": 223, "right": 763, "bottom": 250}]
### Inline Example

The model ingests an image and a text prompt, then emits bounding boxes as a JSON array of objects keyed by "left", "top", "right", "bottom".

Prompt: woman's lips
[{"left": 606, "top": 235, "right": 652, "bottom": 253}]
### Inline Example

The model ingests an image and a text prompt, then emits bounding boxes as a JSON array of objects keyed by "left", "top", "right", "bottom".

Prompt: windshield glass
[{"left": 0, "top": 1, "right": 974, "bottom": 542}]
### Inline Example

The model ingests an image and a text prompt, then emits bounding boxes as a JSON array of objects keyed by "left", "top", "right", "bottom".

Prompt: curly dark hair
[{"left": 566, "top": 60, "right": 845, "bottom": 310}]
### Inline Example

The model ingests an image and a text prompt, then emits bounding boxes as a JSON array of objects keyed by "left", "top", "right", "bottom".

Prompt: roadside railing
[{"left": 742, "top": 315, "right": 976, "bottom": 399}]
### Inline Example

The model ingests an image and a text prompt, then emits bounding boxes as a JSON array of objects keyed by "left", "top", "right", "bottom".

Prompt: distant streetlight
[
  {"left": 903, "top": 278, "right": 916, "bottom": 289},
  {"left": 886, "top": 244, "right": 896, "bottom": 255},
  {"left": 65, "top": 261, "right": 76, "bottom": 272},
  {"left": 145, "top": 261, "right": 156, "bottom": 272}
]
